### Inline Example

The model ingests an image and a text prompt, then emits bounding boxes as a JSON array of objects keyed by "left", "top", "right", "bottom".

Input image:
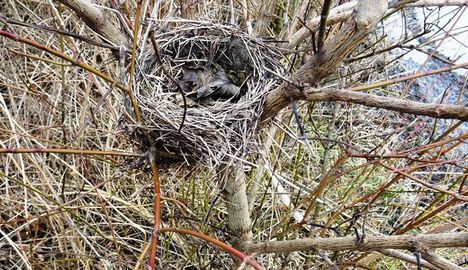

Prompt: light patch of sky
[
  {"left": 384, "top": 6, "right": 468, "bottom": 76},
  {"left": 382, "top": 7, "right": 467, "bottom": 138}
]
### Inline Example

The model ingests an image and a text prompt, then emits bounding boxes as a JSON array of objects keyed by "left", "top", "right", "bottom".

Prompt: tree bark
[
  {"left": 222, "top": 166, "right": 253, "bottom": 250},
  {"left": 288, "top": 0, "right": 468, "bottom": 49},
  {"left": 261, "top": 0, "right": 388, "bottom": 121},
  {"left": 244, "top": 232, "right": 468, "bottom": 254},
  {"left": 303, "top": 88, "right": 468, "bottom": 120},
  {"left": 57, "top": 0, "right": 130, "bottom": 48}
]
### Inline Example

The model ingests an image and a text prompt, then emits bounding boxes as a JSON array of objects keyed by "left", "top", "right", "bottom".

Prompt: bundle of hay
[{"left": 132, "top": 21, "right": 285, "bottom": 167}]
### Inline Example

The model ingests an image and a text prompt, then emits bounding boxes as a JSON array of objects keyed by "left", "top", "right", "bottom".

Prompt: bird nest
[{"left": 132, "top": 21, "right": 285, "bottom": 167}]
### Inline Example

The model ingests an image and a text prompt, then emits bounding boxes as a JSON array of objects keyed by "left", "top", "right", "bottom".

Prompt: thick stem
[
  {"left": 303, "top": 88, "right": 468, "bottom": 121},
  {"left": 222, "top": 166, "right": 253, "bottom": 250},
  {"left": 262, "top": 0, "right": 388, "bottom": 121},
  {"left": 57, "top": 0, "right": 130, "bottom": 47},
  {"left": 244, "top": 232, "right": 468, "bottom": 254}
]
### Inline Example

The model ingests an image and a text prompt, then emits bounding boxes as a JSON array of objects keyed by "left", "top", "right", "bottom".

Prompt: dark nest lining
[{"left": 132, "top": 21, "right": 285, "bottom": 167}]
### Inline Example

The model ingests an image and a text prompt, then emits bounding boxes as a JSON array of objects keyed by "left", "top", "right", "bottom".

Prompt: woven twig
[{"left": 132, "top": 21, "right": 286, "bottom": 168}]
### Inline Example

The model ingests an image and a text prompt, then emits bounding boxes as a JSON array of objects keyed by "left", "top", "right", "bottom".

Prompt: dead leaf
[{"left": 196, "top": 68, "right": 240, "bottom": 100}]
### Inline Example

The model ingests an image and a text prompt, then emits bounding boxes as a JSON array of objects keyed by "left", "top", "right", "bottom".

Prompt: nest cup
[{"left": 134, "top": 21, "right": 285, "bottom": 167}]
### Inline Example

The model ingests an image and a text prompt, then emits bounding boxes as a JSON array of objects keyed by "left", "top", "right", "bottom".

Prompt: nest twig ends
[{"left": 130, "top": 21, "right": 285, "bottom": 168}]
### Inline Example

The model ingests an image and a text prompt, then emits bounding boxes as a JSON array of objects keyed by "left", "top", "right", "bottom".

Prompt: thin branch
[
  {"left": 148, "top": 149, "right": 161, "bottom": 270},
  {"left": 420, "top": 247, "right": 465, "bottom": 270},
  {"left": 378, "top": 249, "right": 441, "bottom": 270},
  {"left": 149, "top": 31, "right": 187, "bottom": 133},
  {"left": 159, "top": 227, "right": 263, "bottom": 270},
  {"left": 406, "top": 0, "right": 468, "bottom": 7},
  {"left": 317, "top": 0, "right": 333, "bottom": 52},
  {"left": 351, "top": 62, "right": 468, "bottom": 91},
  {"left": 128, "top": 1, "right": 142, "bottom": 123},
  {"left": 0, "top": 30, "right": 142, "bottom": 122},
  {"left": 0, "top": 147, "right": 141, "bottom": 157},
  {"left": 378, "top": 161, "right": 468, "bottom": 202},
  {"left": 0, "top": 14, "right": 126, "bottom": 53}
]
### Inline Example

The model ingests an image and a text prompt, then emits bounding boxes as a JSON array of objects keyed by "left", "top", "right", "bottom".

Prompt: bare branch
[
  {"left": 316, "top": 0, "right": 334, "bottom": 51},
  {"left": 406, "top": 0, "right": 468, "bottom": 6},
  {"left": 222, "top": 166, "right": 253, "bottom": 251},
  {"left": 262, "top": 0, "right": 388, "bottom": 121},
  {"left": 289, "top": 0, "right": 468, "bottom": 49},
  {"left": 288, "top": 2, "right": 356, "bottom": 49},
  {"left": 420, "top": 247, "right": 466, "bottom": 270},
  {"left": 57, "top": 0, "right": 130, "bottom": 48},
  {"left": 378, "top": 249, "right": 441, "bottom": 270},
  {"left": 303, "top": 88, "right": 468, "bottom": 121},
  {"left": 245, "top": 232, "right": 468, "bottom": 254},
  {"left": 0, "top": 14, "right": 126, "bottom": 52}
]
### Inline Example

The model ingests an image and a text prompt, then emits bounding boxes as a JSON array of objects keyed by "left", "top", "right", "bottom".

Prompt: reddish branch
[
  {"left": 395, "top": 190, "right": 468, "bottom": 234},
  {"left": 378, "top": 161, "right": 468, "bottom": 201},
  {"left": 159, "top": 227, "right": 263, "bottom": 270},
  {"left": 148, "top": 150, "right": 161, "bottom": 269}
]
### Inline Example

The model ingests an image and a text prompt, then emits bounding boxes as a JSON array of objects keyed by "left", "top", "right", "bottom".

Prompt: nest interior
[{"left": 133, "top": 22, "right": 285, "bottom": 167}]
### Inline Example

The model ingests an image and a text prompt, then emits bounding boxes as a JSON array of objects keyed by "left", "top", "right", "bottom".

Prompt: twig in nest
[
  {"left": 290, "top": 97, "right": 306, "bottom": 139},
  {"left": 149, "top": 30, "right": 187, "bottom": 133}
]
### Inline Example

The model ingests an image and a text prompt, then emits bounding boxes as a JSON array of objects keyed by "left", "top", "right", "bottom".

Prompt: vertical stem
[
  {"left": 222, "top": 166, "right": 253, "bottom": 251},
  {"left": 311, "top": 103, "right": 339, "bottom": 223},
  {"left": 317, "top": 0, "right": 333, "bottom": 51},
  {"left": 128, "top": 1, "right": 142, "bottom": 123},
  {"left": 148, "top": 150, "right": 161, "bottom": 269}
]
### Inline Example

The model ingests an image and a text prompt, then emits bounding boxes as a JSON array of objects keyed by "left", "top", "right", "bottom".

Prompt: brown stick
[
  {"left": 57, "top": 0, "right": 130, "bottom": 47},
  {"left": 420, "top": 247, "right": 465, "bottom": 270},
  {"left": 262, "top": 0, "right": 388, "bottom": 121},
  {"left": 149, "top": 31, "right": 187, "bottom": 133},
  {"left": 222, "top": 166, "right": 253, "bottom": 251},
  {"left": 378, "top": 249, "right": 441, "bottom": 270},
  {"left": 244, "top": 232, "right": 468, "bottom": 254},
  {"left": 302, "top": 88, "right": 468, "bottom": 121},
  {"left": 148, "top": 149, "right": 161, "bottom": 270}
]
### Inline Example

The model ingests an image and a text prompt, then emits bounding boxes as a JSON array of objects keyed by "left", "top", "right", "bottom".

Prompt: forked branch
[{"left": 262, "top": 0, "right": 388, "bottom": 121}]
